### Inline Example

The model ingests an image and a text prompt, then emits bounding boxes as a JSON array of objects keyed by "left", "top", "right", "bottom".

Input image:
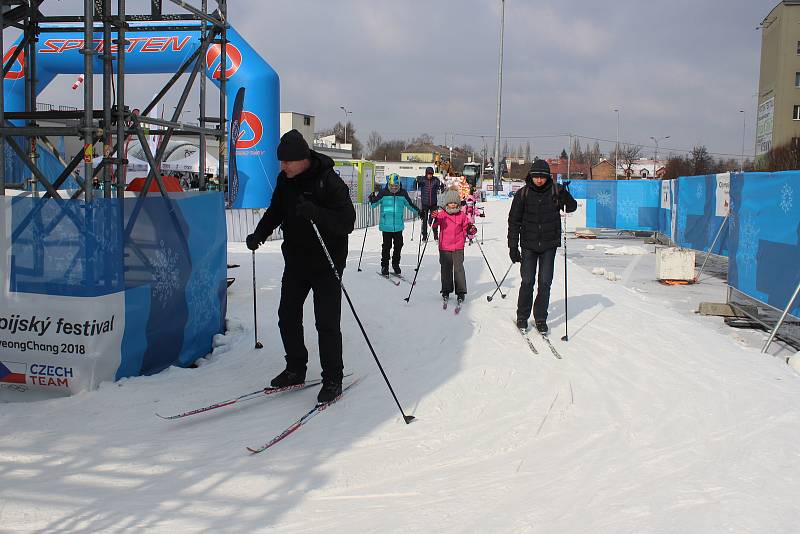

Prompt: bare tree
[
  {"left": 370, "top": 139, "right": 407, "bottom": 161},
  {"left": 366, "top": 131, "right": 383, "bottom": 158},
  {"left": 619, "top": 144, "right": 643, "bottom": 178},
  {"left": 524, "top": 141, "right": 531, "bottom": 163},
  {"left": 689, "top": 145, "right": 713, "bottom": 175}
]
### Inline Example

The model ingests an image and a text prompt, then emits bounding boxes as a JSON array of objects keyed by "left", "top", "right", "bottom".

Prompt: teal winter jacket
[{"left": 369, "top": 187, "right": 420, "bottom": 233}]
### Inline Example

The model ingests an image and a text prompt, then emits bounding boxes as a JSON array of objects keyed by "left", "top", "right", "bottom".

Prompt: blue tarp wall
[
  {"left": 568, "top": 179, "right": 660, "bottom": 231},
  {"left": 728, "top": 172, "right": 800, "bottom": 318},
  {"left": 568, "top": 173, "right": 799, "bottom": 317},
  {"left": 7, "top": 192, "right": 227, "bottom": 383}
]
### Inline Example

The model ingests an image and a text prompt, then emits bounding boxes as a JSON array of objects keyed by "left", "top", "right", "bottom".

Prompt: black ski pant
[
  {"left": 439, "top": 249, "right": 466, "bottom": 297},
  {"left": 278, "top": 265, "right": 344, "bottom": 383},
  {"left": 381, "top": 231, "right": 403, "bottom": 269},
  {"left": 516, "top": 247, "right": 557, "bottom": 323},
  {"left": 420, "top": 208, "right": 438, "bottom": 240}
]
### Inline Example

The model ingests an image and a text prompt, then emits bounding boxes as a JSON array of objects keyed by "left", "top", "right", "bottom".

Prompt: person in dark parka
[
  {"left": 246, "top": 129, "right": 356, "bottom": 403},
  {"left": 507, "top": 159, "right": 577, "bottom": 333},
  {"left": 415, "top": 166, "right": 444, "bottom": 241}
]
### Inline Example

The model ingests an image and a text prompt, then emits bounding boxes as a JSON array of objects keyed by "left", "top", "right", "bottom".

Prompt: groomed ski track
[{"left": 1, "top": 202, "right": 799, "bottom": 533}]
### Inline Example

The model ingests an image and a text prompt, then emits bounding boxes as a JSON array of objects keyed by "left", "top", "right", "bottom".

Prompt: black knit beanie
[
  {"left": 277, "top": 129, "right": 311, "bottom": 161},
  {"left": 528, "top": 159, "right": 551, "bottom": 179}
]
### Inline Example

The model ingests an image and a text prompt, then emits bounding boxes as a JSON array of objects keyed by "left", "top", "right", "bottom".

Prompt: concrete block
[{"left": 656, "top": 247, "right": 695, "bottom": 281}]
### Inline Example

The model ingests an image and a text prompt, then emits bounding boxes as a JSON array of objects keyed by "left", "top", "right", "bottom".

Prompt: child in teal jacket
[{"left": 369, "top": 174, "right": 421, "bottom": 275}]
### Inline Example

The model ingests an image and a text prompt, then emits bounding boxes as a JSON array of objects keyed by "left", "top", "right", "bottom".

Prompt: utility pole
[
  {"left": 493, "top": 0, "right": 506, "bottom": 196},
  {"left": 614, "top": 108, "right": 620, "bottom": 178},
  {"left": 650, "top": 135, "right": 670, "bottom": 179},
  {"left": 739, "top": 110, "right": 746, "bottom": 173},
  {"left": 339, "top": 106, "right": 351, "bottom": 145}
]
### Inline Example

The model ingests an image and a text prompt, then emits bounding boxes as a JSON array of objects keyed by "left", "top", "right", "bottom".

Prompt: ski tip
[
  {"left": 403, "top": 414, "right": 416, "bottom": 424},
  {"left": 246, "top": 447, "right": 260, "bottom": 454},
  {"left": 154, "top": 413, "right": 169, "bottom": 420}
]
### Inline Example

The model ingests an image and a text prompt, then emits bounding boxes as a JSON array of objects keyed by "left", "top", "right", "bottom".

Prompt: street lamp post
[
  {"left": 739, "top": 110, "right": 746, "bottom": 173},
  {"left": 649, "top": 135, "right": 670, "bottom": 179},
  {"left": 493, "top": 0, "right": 506, "bottom": 197},
  {"left": 339, "top": 106, "right": 351, "bottom": 145},
  {"left": 613, "top": 108, "right": 620, "bottom": 178}
]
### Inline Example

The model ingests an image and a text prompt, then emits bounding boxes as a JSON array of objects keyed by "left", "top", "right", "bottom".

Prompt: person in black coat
[
  {"left": 507, "top": 159, "right": 577, "bottom": 333},
  {"left": 246, "top": 129, "right": 356, "bottom": 403},
  {"left": 415, "top": 166, "right": 444, "bottom": 241}
]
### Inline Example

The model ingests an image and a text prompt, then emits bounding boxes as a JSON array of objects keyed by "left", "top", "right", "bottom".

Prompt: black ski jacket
[
  {"left": 507, "top": 178, "right": 577, "bottom": 252},
  {"left": 252, "top": 151, "right": 356, "bottom": 271}
]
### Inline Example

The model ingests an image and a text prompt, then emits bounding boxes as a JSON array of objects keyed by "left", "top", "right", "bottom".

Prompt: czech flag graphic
[{"left": 0, "top": 361, "right": 27, "bottom": 384}]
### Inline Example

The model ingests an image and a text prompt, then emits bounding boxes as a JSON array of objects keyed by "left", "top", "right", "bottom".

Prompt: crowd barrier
[{"left": 0, "top": 192, "right": 227, "bottom": 394}]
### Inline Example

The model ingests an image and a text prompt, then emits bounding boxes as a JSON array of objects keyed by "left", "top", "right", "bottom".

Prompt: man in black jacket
[
  {"left": 246, "top": 129, "right": 356, "bottom": 403},
  {"left": 508, "top": 159, "right": 577, "bottom": 333},
  {"left": 415, "top": 166, "right": 444, "bottom": 241}
]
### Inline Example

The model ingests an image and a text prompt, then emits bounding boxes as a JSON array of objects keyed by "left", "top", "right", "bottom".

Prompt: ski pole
[
  {"left": 405, "top": 235, "right": 429, "bottom": 303},
  {"left": 310, "top": 220, "right": 415, "bottom": 424},
  {"left": 415, "top": 212, "right": 424, "bottom": 269},
  {"left": 475, "top": 239, "right": 505, "bottom": 298},
  {"left": 356, "top": 221, "right": 369, "bottom": 272},
  {"left": 410, "top": 209, "right": 415, "bottom": 241},
  {"left": 486, "top": 263, "right": 513, "bottom": 302},
  {"left": 561, "top": 223, "right": 569, "bottom": 342},
  {"left": 252, "top": 251, "right": 263, "bottom": 349}
]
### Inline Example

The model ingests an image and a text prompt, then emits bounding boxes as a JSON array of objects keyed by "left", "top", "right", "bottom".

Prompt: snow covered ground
[{"left": 2, "top": 201, "right": 799, "bottom": 533}]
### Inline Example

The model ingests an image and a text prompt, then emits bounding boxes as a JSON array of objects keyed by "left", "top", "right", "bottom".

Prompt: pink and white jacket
[{"left": 431, "top": 209, "right": 470, "bottom": 252}]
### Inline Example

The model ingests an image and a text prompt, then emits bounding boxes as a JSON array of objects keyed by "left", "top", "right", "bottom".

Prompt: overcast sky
[{"left": 33, "top": 0, "right": 773, "bottom": 160}]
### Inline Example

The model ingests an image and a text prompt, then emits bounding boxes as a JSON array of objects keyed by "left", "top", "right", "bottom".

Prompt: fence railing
[{"left": 226, "top": 196, "right": 419, "bottom": 243}]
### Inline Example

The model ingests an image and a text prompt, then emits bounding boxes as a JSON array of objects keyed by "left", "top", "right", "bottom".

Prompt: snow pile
[
  {"left": 604, "top": 245, "right": 650, "bottom": 255},
  {"left": 591, "top": 266, "right": 618, "bottom": 281}
]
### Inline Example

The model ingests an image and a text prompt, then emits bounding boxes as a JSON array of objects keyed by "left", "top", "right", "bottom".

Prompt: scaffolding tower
[{"left": 0, "top": 0, "right": 229, "bottom": 202}]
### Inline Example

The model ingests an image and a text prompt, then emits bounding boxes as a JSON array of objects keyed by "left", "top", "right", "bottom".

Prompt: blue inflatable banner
[
  {"left": 728, "top": 171, "right": 800, "bottom": 318},
  {"left": 4, "top": 23, "right": 279, "bottom": 209}
]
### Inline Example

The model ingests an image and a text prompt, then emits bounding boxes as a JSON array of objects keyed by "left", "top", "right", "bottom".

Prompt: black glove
[
  {"left": 246, "top": 233, "right": 260, "bottom": 251},
  {"left": 296, "top": 199, "right": 319, "bottom": 221},
  {"left": 368, "top": 192, "right": 377, "bottom": 203},
  {"left": 509, "top": 247, "right": 522, "bottom": 263}
]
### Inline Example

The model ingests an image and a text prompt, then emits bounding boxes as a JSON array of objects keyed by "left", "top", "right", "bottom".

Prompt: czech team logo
[
  {"left": 236, "top": 111, "right": 263, "bottom": 149},
  {"left": 3, "top": 46, "right": 25, "bottom": 80},
  {"left": 205, "top": 43, "right": 242, "bottom": 80}
]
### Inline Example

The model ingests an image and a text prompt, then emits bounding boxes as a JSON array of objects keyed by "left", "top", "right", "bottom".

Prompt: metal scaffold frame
[{"left": 0, "top": 0, "right": 229, "bottom": 204}]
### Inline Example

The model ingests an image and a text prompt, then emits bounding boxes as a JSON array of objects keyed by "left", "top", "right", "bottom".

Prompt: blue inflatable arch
[{"left": 4, "top": 22, "right": 279, "bottom": 208}]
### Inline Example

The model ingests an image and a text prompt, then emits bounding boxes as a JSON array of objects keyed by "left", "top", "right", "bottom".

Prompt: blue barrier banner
[
  {"left": 674, "top": 173, "right": 730, "bottom": 255},
  {"left": 569, "top": 180, "right": 659, "bottom": 231},
  {"left": 0, "top": 192, "right": 227, "bottom": 393},
  {"left": 729, "top": 172, "right": 800, "bottom": 317}
]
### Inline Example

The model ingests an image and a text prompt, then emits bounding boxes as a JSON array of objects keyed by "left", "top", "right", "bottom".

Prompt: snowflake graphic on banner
[
  {"left": 596, "top": 190, "right": 612, "bottom": 208},
  {"left": 779, "top": 183, "right": 793, "bottom": 214},
  {"left": 152, "top": 240, "right": 181, "bottom": 308},
  {"left": 696, "top": 183, "right": 703, "bottom": 200},
  {"left": 618, "top": 199, "right": 638, "bottom": 223},
  {"left": 186, "top": 268, "right": 215, "bottom": 327},
  {"left": 738, "top": 212, "right": 759, "bottom": 275}
]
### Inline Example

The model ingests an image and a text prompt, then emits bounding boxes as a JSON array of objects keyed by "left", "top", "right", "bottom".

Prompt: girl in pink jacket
[{"left": 431, "top": 189, "right": 477, "bottom": 306}]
